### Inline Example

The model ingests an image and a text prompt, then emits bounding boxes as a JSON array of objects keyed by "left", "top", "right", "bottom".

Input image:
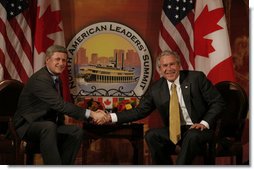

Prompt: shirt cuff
[
  {"left": 85, "top": 109, "right": 91, "bottom": 119},
  {"left": 200, "top": 120, "right": 209, "bottom": 129},
  {"left": 110, "top": 113, "right": 118, "bottom": 123}
]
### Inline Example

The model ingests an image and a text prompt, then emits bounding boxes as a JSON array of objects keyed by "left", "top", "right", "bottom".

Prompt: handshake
[{"left": 90, "top": 110, "right": 112, "bottom": 125}]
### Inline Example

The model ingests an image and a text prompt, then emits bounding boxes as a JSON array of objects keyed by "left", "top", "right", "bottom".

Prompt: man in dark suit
[
  {"left": 13, "top": 45, "right": 106, "bottom": 165},
  {"left": 99, "top": 50, "right": 225, "bottom": 164}
]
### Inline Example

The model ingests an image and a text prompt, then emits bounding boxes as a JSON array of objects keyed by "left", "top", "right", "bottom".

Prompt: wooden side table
[{"left": 82, "top": 123, "right": 144, "bottom": 165}]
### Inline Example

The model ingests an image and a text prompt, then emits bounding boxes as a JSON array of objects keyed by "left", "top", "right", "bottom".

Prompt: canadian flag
[
  {"left": 33, "top": 0, "right": 71, "bottom": 101},
  {"left": 194, "top": 0, "right": 235, "bottom": 84}
]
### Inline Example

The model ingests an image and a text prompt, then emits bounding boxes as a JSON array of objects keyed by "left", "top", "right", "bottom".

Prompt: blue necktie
[
  {"left": 54, "top": 77, "right": 60, "bottom": 123},
  {"left": 54, "top": 77, "right": 60, "bottom": 94}
]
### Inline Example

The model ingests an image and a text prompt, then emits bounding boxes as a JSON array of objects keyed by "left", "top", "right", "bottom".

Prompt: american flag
[
  {"left": 159, "top": 0, "right": 195, "bottom": 70},
  {"left": 0, "top": 0, "right": 33, "bottom": 82},
  {"left": 158, "top": 0, "right": 235, "bottom": 84},
  {"left": 0, "top": 0, "right": 70, "bottom": 100}
]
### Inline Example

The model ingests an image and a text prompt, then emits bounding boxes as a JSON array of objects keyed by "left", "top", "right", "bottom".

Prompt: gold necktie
[{"left": 169, "top": 83, "right": 181, "bottom": 144}]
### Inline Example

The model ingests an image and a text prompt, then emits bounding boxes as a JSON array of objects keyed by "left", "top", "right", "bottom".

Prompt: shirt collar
[
  {"left": 46, "top": 67, "right": 59, "bottom": 81},
  {"left": 167, "top": 75, "right": 180, "bottom": 88}
]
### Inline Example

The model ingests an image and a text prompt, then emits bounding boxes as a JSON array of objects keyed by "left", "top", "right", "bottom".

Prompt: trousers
[
  {"left": 24, "top": 121, "right": 83, "bottom": 165},
  {"left": 144, "top": 126, "right": 213, "bottom": 165}
]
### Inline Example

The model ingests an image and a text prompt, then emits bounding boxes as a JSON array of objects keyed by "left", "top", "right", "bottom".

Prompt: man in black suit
[
  {"left": 13, "top": 45, "right": 106, "bottom": 165},
  {"left": 99, "top": 50, "right": 225, "bottom": 164}
]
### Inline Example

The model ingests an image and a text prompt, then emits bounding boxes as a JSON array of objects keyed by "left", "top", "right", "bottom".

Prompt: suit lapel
[
  {"left": 180, "top": 72, "right": 192, "bottom": 115},
  {"left": 159, "top": 79, "right": 170, "bottom": 115},
  {"left": 59, "top": 78, "right": 63, "bottom": 97}
]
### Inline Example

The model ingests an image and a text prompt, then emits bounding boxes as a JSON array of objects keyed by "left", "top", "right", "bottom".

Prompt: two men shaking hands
[{"left": 90, "top": 109, "right": 112, "bottom": 125}]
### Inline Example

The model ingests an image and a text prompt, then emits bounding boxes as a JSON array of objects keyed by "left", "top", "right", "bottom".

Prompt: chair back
[
  {"left": 0, "top": 79, "right": 23, "bottom": 115},
  {"left": 215, "top": 81, "right": 248, "bottom": 142},
  {"left": 0, "top": 79, "right": 24, "bottom": 164},
  {"left": 0, "top": 79, "right": 23, "bottom": 137}
]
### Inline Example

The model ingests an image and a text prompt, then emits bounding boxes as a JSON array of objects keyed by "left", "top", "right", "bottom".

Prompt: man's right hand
[{"left": 90, "top": 110, "right": 112, "bottom": 125}]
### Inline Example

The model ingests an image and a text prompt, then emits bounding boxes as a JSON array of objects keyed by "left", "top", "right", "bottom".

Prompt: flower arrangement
[
  {"left": 76, "top": 97, "right": 138, "bottom": 113},
  {"left": 112, "top": 99, "right": 138, "bottom": 112}
]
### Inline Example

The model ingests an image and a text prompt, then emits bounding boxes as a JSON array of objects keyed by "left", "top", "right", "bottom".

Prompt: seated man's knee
[
  {"left": 184, "top": 129, "right": 201, "bottom": 143},
  {"left": 145, "top": 128, "right": 162, "bottom": 144},
  {"left": 42, "top": 121, "right": 57, "bottom": 130},
  {"left": 145, "top": 129, "right": 155, "bottom": 141},
  {"left": 40, "top": 121, "right": 57, "bottom": 136}
]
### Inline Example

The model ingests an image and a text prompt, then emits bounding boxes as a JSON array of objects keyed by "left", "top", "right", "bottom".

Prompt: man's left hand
[{"left": 189, "top": 123, "right": 207, "bottom": 131}]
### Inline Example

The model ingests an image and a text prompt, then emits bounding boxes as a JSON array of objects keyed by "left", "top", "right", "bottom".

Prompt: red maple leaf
[
  {"left": 35, "top": 5, "right": 62, "bottom": 54},
  {"left": 194, "top": 5, "right": 224, "bottom": 58},
  {"left": 104, "top": 99, "right": 112, "bottom": 106}
]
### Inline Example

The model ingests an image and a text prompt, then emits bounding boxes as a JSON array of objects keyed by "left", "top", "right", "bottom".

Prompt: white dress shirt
[{"left": 167, "top": 76, "right": 209, "bottom": 129}]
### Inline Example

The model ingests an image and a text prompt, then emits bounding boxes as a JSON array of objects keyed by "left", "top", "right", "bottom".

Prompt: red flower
[{"left": 113, "top": 99, "right": 137, "bottom": 112}]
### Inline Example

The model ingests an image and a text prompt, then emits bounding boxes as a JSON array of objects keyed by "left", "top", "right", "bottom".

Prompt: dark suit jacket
[
  {"left": 13, "top": 67, "right": 86, "bottom": 138},
  {"left": 116, "top": 70, "right": 225, "bottom": 129}
]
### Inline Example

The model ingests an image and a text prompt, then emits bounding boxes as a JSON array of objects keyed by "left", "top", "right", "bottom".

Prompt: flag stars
[
  {"left": 9, "top": 3, "right": 23, "bottom": 14},
  {"left": 164, "top": 0, "right": 194, "bottom": 25},
  {"left": 4, "top": 0, "right": 29, "bottom": 20}
]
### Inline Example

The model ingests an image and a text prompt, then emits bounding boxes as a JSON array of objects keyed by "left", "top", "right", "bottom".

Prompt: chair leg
[
  {"left": 236, "top": 150, "right": 243, "bottom": 165},
  {"left": 205, "top": 142, "right": 216, "bottom": 165},
  {"left": 16, "top": 150, "right": 25, "bottom": 165},
  {"left": 26, "top": 152, "right": 34, "bottom": 165}
]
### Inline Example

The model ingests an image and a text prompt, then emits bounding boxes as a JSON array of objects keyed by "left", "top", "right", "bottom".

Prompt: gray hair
[
  {"left": 46, "top": 45, "right": 67, "bottom": 58},
  {"left": 156, "top": 50, "right": 181, "bottom": 75}
]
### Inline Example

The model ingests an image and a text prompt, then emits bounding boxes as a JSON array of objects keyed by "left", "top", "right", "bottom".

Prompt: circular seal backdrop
[{"left": 67, "top": 22, "right": 152, "bottom": 99}]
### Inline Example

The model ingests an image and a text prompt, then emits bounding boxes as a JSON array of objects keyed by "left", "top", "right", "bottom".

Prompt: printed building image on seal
[{"left": 79, "top": 50, "right": 138, "bottom": 84}]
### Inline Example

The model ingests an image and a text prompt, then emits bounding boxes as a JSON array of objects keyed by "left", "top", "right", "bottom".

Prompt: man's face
[
  {"left": 158, "top": 55, "right": 180, "bottom": 82},
  {"left": 46, "top": 52, "right": 67, "bottom": 75}
]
